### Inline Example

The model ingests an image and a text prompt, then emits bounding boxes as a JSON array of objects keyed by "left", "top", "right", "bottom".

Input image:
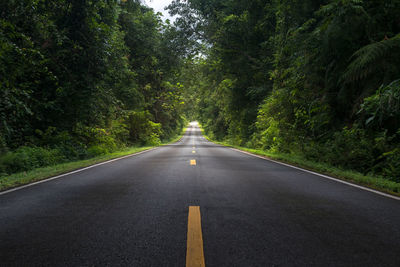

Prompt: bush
[
  {"left": 144, "top": 132, "right": 161, "bottom": 146},
  {"left": 298, "top": 127, "right": 400, "bottom": 182},
  {"left": 0, "top": 146, "right": 65, "bottom": 174},
  {"left": 322, "top": 127, "right": 375, "bottom": 171},
  {"left": 377, "top": 148, "right": 400, "bottom": 182},
  {"left": 110, "top": 119, "right": 130, "bottom": 145},
  {"left": 359, "top": 79, "right": 400, "bottom": 132},
  {"left": 87, "top": 145, "right": 109, "bottom": 157},
  {"left": 36, "top": 127, "right": 88, "bottom": 160},
  {"left": 125, "top": 111, "right": 162, "bottom": 145},
  {"left": 0, "top": 135, "right": 7, "bottom": 155},
  {"left": 74, "top": 124, "right": 119, "bottom": 153},
  {"left": 299, "top": 127, "right": 376, "bottom": 173}
]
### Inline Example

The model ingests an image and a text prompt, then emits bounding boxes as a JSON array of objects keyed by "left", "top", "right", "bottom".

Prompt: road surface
[{"left": 1, "top": 123, "right": 399, "bottom": 266}]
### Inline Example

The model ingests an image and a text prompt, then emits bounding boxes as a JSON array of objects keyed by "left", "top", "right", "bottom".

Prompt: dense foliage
[
  {"left": 170, "top": 0, "right": 400, "bottom": 182},
  {"left": 1, "top": 0, "right": 399, "bottom": 183},
  {"left": 0, "top": 0, "right": 185, "bottom": 175}
]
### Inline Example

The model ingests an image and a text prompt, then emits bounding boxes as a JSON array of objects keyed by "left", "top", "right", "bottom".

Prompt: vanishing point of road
[{"left": 1, "top": 123, "right": 399, "bottom": 266}]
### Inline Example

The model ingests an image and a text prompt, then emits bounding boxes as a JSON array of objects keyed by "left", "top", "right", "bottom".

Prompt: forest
[
  {"left": 172, "top": 0, "right": 400, "bottom": 185},
  {"left": 1, "top": 0, "right": 399, "bottom": 188},
  {"left": 0, "top": 0, "right": 186, "bottom": 176}
]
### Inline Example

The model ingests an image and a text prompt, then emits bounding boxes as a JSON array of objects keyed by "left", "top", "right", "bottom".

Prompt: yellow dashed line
[
  {"left": 190, "top": 159, "right": 196, "bottom": 165},
  {"left": 192, "top": 150, "right": 196, "bottom": 154},
  {"left": 186, "top": 206, "right": 205, "bottom": 267}
]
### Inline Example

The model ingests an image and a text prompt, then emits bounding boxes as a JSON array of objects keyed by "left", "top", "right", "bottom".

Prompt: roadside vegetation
[
  {"left": 203, "top": 133, "right": 400, "bottom": 196},
  {"left": 0, "top": 1, "right": 187, "bottom": 181},
  {"left": 172, "top": 0, "right": 400, "bottom": 193},
  {"left": 1, "top": 0, "right": 399, "bottom": 194},
  {"left": 0, "top": 129, "right": 184, "bottom": 191}
]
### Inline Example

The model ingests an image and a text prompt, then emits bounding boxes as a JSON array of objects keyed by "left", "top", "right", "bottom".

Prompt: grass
[
  {"left": 200, "top": 128, "right": 400, "bottom": 197},
  {"left": 0, "top": 128, "right": 186, "bottom": 192}
]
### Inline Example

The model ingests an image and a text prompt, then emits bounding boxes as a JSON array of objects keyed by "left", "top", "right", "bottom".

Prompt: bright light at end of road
[{"left": 189, "top": 121, "right": 198, "bottom": 126}]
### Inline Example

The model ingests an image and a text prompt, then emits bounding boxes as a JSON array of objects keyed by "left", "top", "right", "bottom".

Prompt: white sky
[{"left": 144, "top": 0, "right": 176, "bottom": 22}]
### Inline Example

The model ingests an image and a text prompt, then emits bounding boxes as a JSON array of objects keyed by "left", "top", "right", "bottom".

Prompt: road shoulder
[{"left": 201, "top": 129, "right": 400, "bottom": 199}]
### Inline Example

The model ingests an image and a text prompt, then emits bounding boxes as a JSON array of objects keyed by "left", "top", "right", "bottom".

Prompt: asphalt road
[{"left": 1, "top": 124, "right": 399, "bottom": 266}]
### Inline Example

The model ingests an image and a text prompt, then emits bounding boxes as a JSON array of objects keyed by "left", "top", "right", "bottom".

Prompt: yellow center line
[
  {"left": 186, "top": 206, "right": 205, "bottom": 267},
  {"left": 192, "top": 150, "right": 196, "bottom": 154},
  {"left": 190, "top": 159, "right": 196, "bottom": 165}
]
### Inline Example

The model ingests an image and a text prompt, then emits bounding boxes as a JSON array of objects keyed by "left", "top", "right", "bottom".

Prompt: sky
[{"left": 144, "top": 0, "right": 176, "bottom": 22}]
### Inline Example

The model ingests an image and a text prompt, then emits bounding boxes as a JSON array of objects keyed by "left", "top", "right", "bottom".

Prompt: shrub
[
  {"left": 359, "top": 79, "right": 400, "bottom": 133},
  {"left": 377, "top": 148, "right": 400, "bottom": 182},
  {"left": 0, "top": 146, "right": 65, "bottom": 174},
  {"left": 73, "top": 124, "right": 118, "bottom": 154},
  {"left": 144, "top": 132, "right": 161, "bottom": 146},
  {"left": 110, "top": 119, "right": 130, "bottom": 145},
  {"left": 37, "top": 128, "right": 88, "bottom": 160},
  {"left": 299, "top": 127, "right": 376, "bottom": 174},
  {"left": 125, "top": 111, "right": 162, "bottom": 145},
  {"left": 0, "top": 135, "right": 7, "bottom": 155},
  {"left": 87, "top": 145, "right": 109, "bottom": 157}
]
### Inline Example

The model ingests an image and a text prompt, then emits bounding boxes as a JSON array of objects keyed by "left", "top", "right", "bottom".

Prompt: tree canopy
[
  {"left": 0, "top": 0, "right": 185, "bottom": 174},
  {"left": 1, "top": 0, "right": 399, "bottom": 182},
  {"left": 169, "top": 0, "right": 400, "bottom": 181}
]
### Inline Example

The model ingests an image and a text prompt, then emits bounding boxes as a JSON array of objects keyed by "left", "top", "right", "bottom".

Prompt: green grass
[
  {"left": 201, "top": 130, "right": 400, "bottom": 197},
  {"left": 0, "top": 128, "right": 186, "bottom": 192}
]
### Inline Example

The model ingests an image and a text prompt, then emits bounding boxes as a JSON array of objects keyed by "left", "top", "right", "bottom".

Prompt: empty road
[{"left": 1, "top": 123, "right": 399, "bottom": 266}]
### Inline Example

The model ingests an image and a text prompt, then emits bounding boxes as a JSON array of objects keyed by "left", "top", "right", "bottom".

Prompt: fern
[
  {"left": 317, "top": 0, "right": 368, "bottom": 18},
  {"left": 343, "top": 33, "right": 400, "bottom": 83},
  {"left": 359, "top": 79, "right": 400, "bottom": 128}
]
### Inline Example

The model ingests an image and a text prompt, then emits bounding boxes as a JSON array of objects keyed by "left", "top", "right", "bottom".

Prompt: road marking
[
  {"left": 193, "top": 146, "right": 196, "bottom": 149},
  {"left": 192, "top": 150, "right": 196, "bottom": 154},
  {"left": 0, "top": 148, "right": 158, "bottom": 196},
  {"left": 186, "top": 206, "right": 205, "bottom": 267},
  {"left": 229, "top": 148, "right": 400, "bottom": 201},
  {"left": 190, "top": 159, "right": 197, "bottom": 166}
]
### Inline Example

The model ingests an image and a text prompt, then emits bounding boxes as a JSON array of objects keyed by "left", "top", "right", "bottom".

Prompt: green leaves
[
  {"left": 171, "top": 0, "right": 400, "bottom": 180},
  {"left": 1, "top": 0, "right": 399, "bottom": 180},
  {"left": 359, "top": 79, "right": 400, "bottom": 131},
  {"left": 0, "top": 0, "right": 185, "bottom": 160},
  {"left": 343, "top": 33, "right": 400, "bottom": 83}
]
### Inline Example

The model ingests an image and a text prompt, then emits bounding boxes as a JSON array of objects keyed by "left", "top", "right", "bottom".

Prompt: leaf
[{"left": 365, "top": 116, "right": 375, "bottom": 125}]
